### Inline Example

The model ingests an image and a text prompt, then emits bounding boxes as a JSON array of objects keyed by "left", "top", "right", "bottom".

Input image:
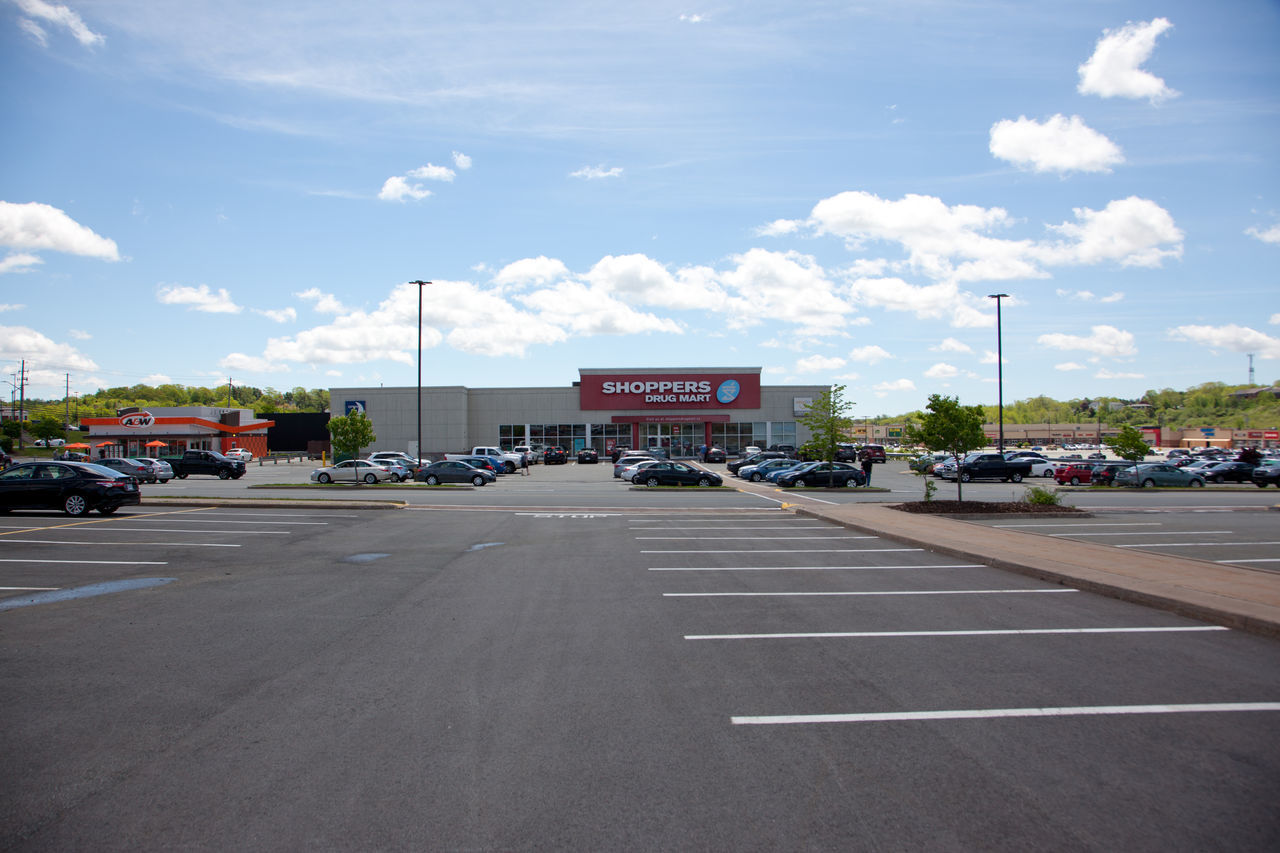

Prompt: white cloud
[
  {"left": 517, "top": 279, "right": 679, "bottom": 338},
  {"left": 156, "top": 284, "right": 242, "bottom": 314},
  {"left": 679, "top": 14, "right": 704, "bottom": 23},
  {"left": 1170, "top": 324, "right": 1280, "bottom": 359},
  {"left": 979, "top": 349, "right": 1003, "bottom": 365},
  {"left": 0, "top": 325, "right": 99, "bottom": 374},
  {"left": 1057, "top": 288, "right": 1124, "bottom": 303},
  {"left": 931, "top": 337, "right": 972, "bottom": 354},
  {"left": 719, "top": 248, "right": 850, "bottom": 334},
  {"left": 924, "top": 362, "right": 959, "bottom": 379},
  {"left": 452, "top": 151, "right": 472, "bottom": 170},
  {"left": 849, "top": 344, "right": 892, "bottom": 364},
  {"left": 586, "top": 254, "right": 725, "bottom": 311},
  {"left": 220, "top": 352, "right": 290, "bottom": 373},
  {"left": 493, "top": 256, "right": 570, "bottom": 289},
  {"left": 407, "top": 163, "right": 456, "bottom": 181},
  {"left": 254, "top": 307, "right": 298, "bottom": 323},
  {"left": 1055, "top": 362, "right": 1087, "bottom": 371},
  {"left": 570, "top": 164, "right": 623, "bottom": 180},
  {"left": 377, "top": 176, "right": 432, "bottom": 202},
  {"left": 142, "top": 373, "right": 171, "bottom": 384},
  {"left": 795, "top": 355, "right": 847, "bottom": 373},
  {"left": 1, "top": 302, "right": 25, "bottom": 311},
  {"left": 296, "top": 288, "right": 351, "bottom": 314},
  {"left": 1246, "top": 223, "right": 1280, "bottom": 245},
  {"left": 847, "top": 277, "right": 994, "bottom": 328},
  {"left": 1037, "top": 324, "right": 1137, "bottom": 358},
  {"left": 1078, "top": 18, "right": 1178, "bottom": 102},
  {"left": 0, "top": 252, "right": 42, "bottom": 274},
  {"left": 756, "top": 219, "right": 800, "bottom": 237},
  {"left": 13, "top": 0, "right": 104, "bottom": 47},
  {"left": 989, "top": 114, "right": 1124, "bottom": 174},
  {"left": 873, "top": 378, "right": 916, "bottom": 395},
  {"left": 68, "top": 328, "right": 90, "bottom": 340},
  {"left": 0, "top": 201, "right": 120, "bottom": 260},
  {"left": 1040, "top": 197, "right": 1183, "bottom": 268},
  {"left": 1272, "top": 314, "right": 1280, "bottom": 325},
  {"left": 1095, "top": 368, "right": 1144, "bottom": 380}
]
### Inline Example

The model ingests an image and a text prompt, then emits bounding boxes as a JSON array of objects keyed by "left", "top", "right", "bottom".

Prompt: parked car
[
  {"left": 1027, "top": 459, "right": 1060, "bottom": 478},
  {"left": 727, "top": 451, "right": 787, "bottom": 475},
  {"left": 618, "top": 459, "right": 662, "bottom": 482},
  {"left": 368, "top": 451, "right": 426, "bottom": 476},
  {"left": 613, "top": 453, "right": 654, "bottom": 478},
  {"left": 858, "top": 444, "right": 887, "bottom": 463},
  {"left": 95, "top": 456, "right": 158, "bottom": 484},
  {"left": 701, "top": 446, "right": 727, "bottom": 463},
  {"left": 1090, "top": 461, "right": 1135, "bottom": 487},
  {"left": 1251, "top": 464, "right": 1280, "bottom": 488},
  {"left": 577, "top": 448, "right": 599, "bottom": 464},
  {"left": 374, "top": 460, "right": 412, "bottom": 481},
  {"left": 775, "top": 461, "right": 866, "bottom": 488},
  {"left": 415, "top": 460, "right": 495, "bottom": 486},
  {"left": 1113, "top": 463, "right": 1205, "bottom": 489},
  {"left": 513, "top": 445, "right": 543, "bottom": 464},
  {"left": 1202, "top": 461, "right": 1256, "bottom": 484},
  {"left": 450, "top": 455, "right": 503, "bottom": 476},
  {"left": 0, "top": 461, "right": 142, "bottom": 516},
  {"left": 1054, "top": 464, "right": 1097, "bottom": 486},
  {"left": 309, "top": 459, "right": 395, "bottom": 484},
  {"left": 543, "top": 446, "right": 568, "bottom": 465},
  {"left": 134, "top": 457, "right": 174, "bottom": 483},
  {"left": 224, "top": 448, "right": 253, "bottom": 461},
  {"left": 740, "top": 458, "right": 804, "bottom": 483},
  {"left": 631, "top": 461, "right": 722, "bottom": 487}
]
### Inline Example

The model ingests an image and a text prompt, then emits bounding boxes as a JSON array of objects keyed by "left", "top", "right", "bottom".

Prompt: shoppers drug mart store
[{"left": 332, "top": 367, "right": 828, "bottom": 458}]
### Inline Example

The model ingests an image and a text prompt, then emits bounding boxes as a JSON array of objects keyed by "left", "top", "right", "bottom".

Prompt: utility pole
[
  {"left": 1248, "top": 353, "right": 1255, "bottom": 386},
  {"left": 65, "top": 373, "right": 70, "bottom": 431},
  {"left": 227, "top": 377, "right": 233, "bottom": 409},
  {"left": 18, "top": 359, "right": 27, "bottom": 449}
]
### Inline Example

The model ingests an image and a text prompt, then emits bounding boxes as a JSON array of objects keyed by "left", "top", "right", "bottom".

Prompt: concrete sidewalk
[{"left": 795, "top": 502, "right": 1280, "bottom": 639}]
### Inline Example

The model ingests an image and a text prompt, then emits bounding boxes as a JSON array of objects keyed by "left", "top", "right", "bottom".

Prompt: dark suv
[{"left": 727, "top": 451, "right": 787, "bottom": 475}]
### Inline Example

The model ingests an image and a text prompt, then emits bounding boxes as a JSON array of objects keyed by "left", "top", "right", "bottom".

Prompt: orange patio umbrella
[
  {"left": 64, "top": 442, "right": 90, "bottom": 449},
  {"left": 145, "top": 440, "right": 169, "bottom": 448},
  {"left": 95, "top": 441, "right": 116, "bottom": 447}
]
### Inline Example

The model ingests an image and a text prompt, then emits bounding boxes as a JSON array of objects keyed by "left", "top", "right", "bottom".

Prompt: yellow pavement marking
[{"left": 0, "top": 506, "right": 215, "bottom": 537}]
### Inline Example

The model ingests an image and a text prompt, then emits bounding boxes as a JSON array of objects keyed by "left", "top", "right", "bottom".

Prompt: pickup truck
[
  {"left": 445, "top": 446, "right": 523, "bottom": 473},
  {"left": 160, "top": 449, "right": 247, "bottom": 480},
  {"left": 954, "top": 453, "right": 1033, "bottom": 483}
]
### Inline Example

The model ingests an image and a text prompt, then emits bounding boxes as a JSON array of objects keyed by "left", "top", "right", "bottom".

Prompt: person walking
[
  {"left": 521, "top": 451, "right": 530, "bottom": 476},
  {"left": 859, "top": 449, "right": 873, "bottom": 486}
]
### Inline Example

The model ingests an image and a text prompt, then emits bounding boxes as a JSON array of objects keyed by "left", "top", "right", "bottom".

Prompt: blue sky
[{"left": 2, "top": 0, "right": 1278, "bottom": 416}]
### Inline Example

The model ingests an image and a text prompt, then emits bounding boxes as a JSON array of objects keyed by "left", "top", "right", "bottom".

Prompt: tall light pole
[
  {"left": 988, "top": 293, "right": 1009, "bottom": 453},
  {"left": 410, "top": 280, "right": 432, "bottom": 463}
]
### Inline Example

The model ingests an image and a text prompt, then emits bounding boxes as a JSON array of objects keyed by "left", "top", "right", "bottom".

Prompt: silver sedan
[{"left": 310, "top": 459, "right": 395, "bottom": 484}]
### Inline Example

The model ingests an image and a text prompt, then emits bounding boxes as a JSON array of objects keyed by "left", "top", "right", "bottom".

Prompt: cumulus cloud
[
  {"left": 1170, "top": 324, "right": 1280, "bottom": 359},
  {"left": 296, "top": 288, "right": 352, "bottom": 314},
  {"left": 377, "top": 176, "right": 432, "bottom": 202},
  {"left": 254, "top": 307, "right": 297, "bottom": 323},
  {"left": 586, "top": 254, "right": 725, "bottom": 311},
  {"left": 847, "top": 277, "right": 994, "bottom": 328},
  {"left": 1246, "top": 223, "right": 1280, "bottom": 245},
  {"left": 1055, "top": 362, "right": 1087, "bottom": 371},
  {"left": 1057, "top": 288, "right": 1124, "bottom": 303},
  {"left": 0, "top": 324, "right": 99, "bottom": 374},
  {"left": 492, "top": 256, "right": 569, "bottom": 290},
  {"left": 719, "top": 249, "right": 850, "bottom": 333},
  {"left": 1040, "top": 197, "right": 1183, "bottom": 268},
  {"left": 1038, "top": 324, "right": 1137, "bottom": 358},
  {"left": 930, "top": 337, "right": 972, "bottom": 353},
  {"left": 1078, "top": 18, "right": 1178, "bottom": 102},
  {"left": 0, "top": 252, "right": 42, "bottom": 274},
  {"left": 517, "top": 279, "right": 679, "bottom": 338},
  {"left": 13, "top": 0, "right": 104, "bottom": 47},
  {"left": 570, "top": 164, "right": 623, "bottom": 180},
  {"left": 924, "top": 362, "right": 959, "bottom": 379},
  {"left": 849, "top": 344, "right": 892, "bottom": 364},
  {"left": 873, "top": 378, "right": 916, "bottom": 396},
  {"left": 1, "top": 302, "right": 25, "bottom": 311},
  {"left": 795, "top": 355, "right": 847, "bottom": 373},
  {"left": 156, "top": 284, "right": 242, "bottom": 314},
  {"left": 989, "top": 114, "right": 1124, "bottom": 174},
  {"left": 0, "top": 201, "right": 119, "bottom": 260},
  {"left": 407, "top": 163, "right": 456, "bottom": 182},
  {"left": 452, "top": 151, "right": 472, "bottom": 170},
  {"left": 756, "top": 219, "right": 800, "bottom": 237},
  {"left": 1095, "top": 368, "right": 1144, "bottom": 379}
]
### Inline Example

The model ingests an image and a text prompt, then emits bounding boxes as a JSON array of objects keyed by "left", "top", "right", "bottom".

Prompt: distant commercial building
[{"left": 81, "top": 406, "right": 273, "bottom": 458}]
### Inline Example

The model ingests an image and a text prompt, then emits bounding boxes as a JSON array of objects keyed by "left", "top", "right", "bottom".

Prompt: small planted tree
[
  {"left": 1104, "top": 425, "right": 1151, "bottom": 487},
  {"left": 902, "top": 394, "right": 987, "bottom": 501},
  {"left": 327, "top": 410, "right": 377, "bottom": 482},
  {"left": 30, "top": 414, "right": 66, "bottom": 446},
  {"left": 798, "top": 384, "right": 855, "bottom": 462}
]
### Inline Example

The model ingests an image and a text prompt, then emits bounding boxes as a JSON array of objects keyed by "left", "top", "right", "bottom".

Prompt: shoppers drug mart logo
[{"left": 716, "top": 380, "right": 741, "bottom": 404}]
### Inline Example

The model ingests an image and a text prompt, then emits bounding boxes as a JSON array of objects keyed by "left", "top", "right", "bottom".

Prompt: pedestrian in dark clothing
[
  {"left": 521, "top": 452, "right": 530, "bottom": 476},
  {"left": 860, "top": 450, "right": 873, "bottom": 486}
]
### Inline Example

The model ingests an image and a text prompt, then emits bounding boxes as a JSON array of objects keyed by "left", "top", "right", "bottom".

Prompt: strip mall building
[{"left": 332, "top": 368, "right": 828, "bottom": 458}]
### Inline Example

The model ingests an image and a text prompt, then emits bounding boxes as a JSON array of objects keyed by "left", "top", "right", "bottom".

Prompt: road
[{"left": 1, "top": 462, "right": 1278, "bottom": 850}]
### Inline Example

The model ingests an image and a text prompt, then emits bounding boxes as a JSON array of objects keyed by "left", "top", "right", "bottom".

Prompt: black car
[
  {"left": 1203, "top": 461, "right": 1256, "bottom": 484},
  {"left": 776, "top": 461, "right": 866, "bottom": 488},
  {"left": 631, "top": 461, "right": 722, "bottom": 487},
  {"left": 727, "top": 451, "right": 787, "bottom": 474},
  {"left": 609, "top": 445, "right": 632, "bottom": 463},
  {"left": 576, "top": 448, "right": 598, "bottom": 464},
  {"left": 415, "top": 460, "right": 495, "bottom": 486},
  {"left": 0, "top": 461, "right": 142, "bottom": 516},
  {"left": 1090, "top": 461, "right": 1133, "bottom": 487},
  {"left": 544, "top": 446, "right": 568, "bottom": 465},
  {"left": 1250, "top": 464, "right": 1280, "bottom": 488},
  {"left": 701, "top": 446, "right": 727, "bottom": 463}
]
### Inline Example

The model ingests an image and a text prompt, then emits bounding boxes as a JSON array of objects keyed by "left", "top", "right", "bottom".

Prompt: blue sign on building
[{"left": 345, "top": 400, "right": 367, "bottom": 416}]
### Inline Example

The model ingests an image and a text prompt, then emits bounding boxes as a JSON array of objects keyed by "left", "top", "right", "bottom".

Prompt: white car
[
  {"left": 310, "top": 459, "right": 395, "bottom": 484},
  {"left": 1027, "top": 459, "right": 1060, "bottom": 478},
  {"left": 135, "top": 457, "right": 175, "bottom": 483},
  {"left": 224, "top": 448, "right": 253, "bottom": 461},
  {"left": 618, "top": 459, "right": 662, "bottom": 482}
]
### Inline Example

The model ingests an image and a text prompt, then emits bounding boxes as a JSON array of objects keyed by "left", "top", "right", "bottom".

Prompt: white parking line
[
  {"left": 644, "top": 548, "right": 916, "bottom": 554},
  {"left": 731, "top": 702, "right": 1280, "bottom": 726},
  {"left": 686, "top": 626, "right": 1227, "bottom": 640},
  {"left": 636, "top": 535, "right": 878, "bottom": 540},
  {"left": 1116, "top": 541, "right": 1280, "bottom": 548},
  {"left": 1, "top": 586, "right": 59, "bottom": 590},
  {"left": 0, "top": 558, "right": 168, "bottom": 565},
  {"left": 113, "top": 519, "right": 329, "bottom": 526},
  {"left": 994, "top": 522, "right": 1163, "bottom": 528},
  {"left": 0, "top": 525, "right": 289, "bottom": 534},
  {"left": 630, "top": 526, "right": 830, "bottom": 531},
  {"left": 1216, "top": 558, "right": 1280, "bottom": 564},
  {"left": 1051, "top": 531, "right": 1232, "bottom": 537},
  {"left": 649, "top": 562, "right": 971, "bottom": 571},
  {"left": 664, "top": 589, "right": 1078, "bottom": 598},
  {"left": 0, "top": 539, "right": 241, "bottom": 548}
]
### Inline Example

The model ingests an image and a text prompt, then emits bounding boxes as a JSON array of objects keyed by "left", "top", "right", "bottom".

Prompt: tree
[
  {"left": 327, "top": 410, "right": 376, "bottom": 480},
  {"left": 30, "top": 414, "right": 66, "bottom": 444},
  {"left": 797, "top": 384, "right": 855, "bottom": 462},
  {"left": 1104, "top": 425, "right": 1151, "bottom": 487},
  {"left": 902, "top": 394, "right": 987, "bottom": 501}
]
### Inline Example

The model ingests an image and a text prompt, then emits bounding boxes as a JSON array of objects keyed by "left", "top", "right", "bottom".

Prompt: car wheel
[
  {"left": 426, "top": 475, "right": 440, "bottom": 485},
  {"left": 159, "top": 479, "right": 169, "bottom": 484},
  {"left": 318, "top": 473, "right": 332, "bottom": 484},
  {"left": 472, "top": 475, "right": 485, "bottom": 486},
  {"left": 1257, "top": 482, "right": 1269, "bottom": 488},
  {"left": 364, "top": 473, "right": 378, "bottom": 484},
  {"left": 504, "top": 461, "right": 516, "bottom": 473},
  {"left": 794, "top": 479, "right": 807, "bottom": 487},
  {"left": 1010, "top": 473, "right": 1023, "bottom": 483},
  {"left": 63, "top": 494, "right": 89, "bottom": 516},
  {"left": 98, "top": 505, "right": 118, "bottom": 515},
  {"left": 1213, "top": 475, "right": 1225, "bottom": 484},
  {"left": 1142, "top": 479, "right": 1156, "bottom": 489},
  {"left": 959, "top": 472, "right": 972, "bottom": 483},
  {"left": 178, "top": 473, "right": 188, "bottom": 479},
  {"left": 646, "top": 476, "right": 660, "bottom": 487},
  {"left": 697, "top": 477, "right": 712, "bottom": 487},
  {"left": 1069, "top": 476, "right": 1080, "bottom": 486},
  {"left": 845, "top": 478, "right": 859, "bottom": 488},
  {"left": 750, "top": 473, "right": 763, "bottom": 482},
  {"left": 218, "top": 469, "right": 231, "bottom": 480},
  {"left": 1189, "top": 479, "right": 1204, "bottom": 488}
]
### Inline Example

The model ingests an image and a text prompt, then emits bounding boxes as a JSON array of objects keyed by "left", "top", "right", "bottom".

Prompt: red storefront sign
[
  {"left": 579, "top": 372, "right": 761, "bottom": 410},
  {"left": 1265, "top": 431, "right": 1279, "bottom": 440}
]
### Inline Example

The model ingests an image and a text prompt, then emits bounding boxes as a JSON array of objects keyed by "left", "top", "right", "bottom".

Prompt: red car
[{"left": 1054, "top": 464, "right": 1095, "bottom": 486}]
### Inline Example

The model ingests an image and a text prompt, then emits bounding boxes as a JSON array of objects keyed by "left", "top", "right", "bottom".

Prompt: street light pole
[
  {"left": 988, "top": 293, "right": 1009, "bottom": 453},
  {"left": 410, "top": 280, "right": 432, "bottom": 465}
]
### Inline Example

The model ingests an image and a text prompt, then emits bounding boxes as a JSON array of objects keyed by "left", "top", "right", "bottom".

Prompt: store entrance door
[{"left": 641, "top": 423, "right": 700, "bottom": 458}]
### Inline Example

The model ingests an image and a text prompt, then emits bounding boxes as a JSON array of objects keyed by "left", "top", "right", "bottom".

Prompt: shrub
[
  {"left": 923, "top": 479, "right": 937, "bottom": 502},
  {"left": 1021, "top": 485, "right": 1062, "bottom": 506}
]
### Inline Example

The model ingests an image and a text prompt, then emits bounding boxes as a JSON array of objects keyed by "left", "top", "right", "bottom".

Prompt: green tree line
[{"left": 11, "top": 383, "right": 331, "bottom": 424}]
